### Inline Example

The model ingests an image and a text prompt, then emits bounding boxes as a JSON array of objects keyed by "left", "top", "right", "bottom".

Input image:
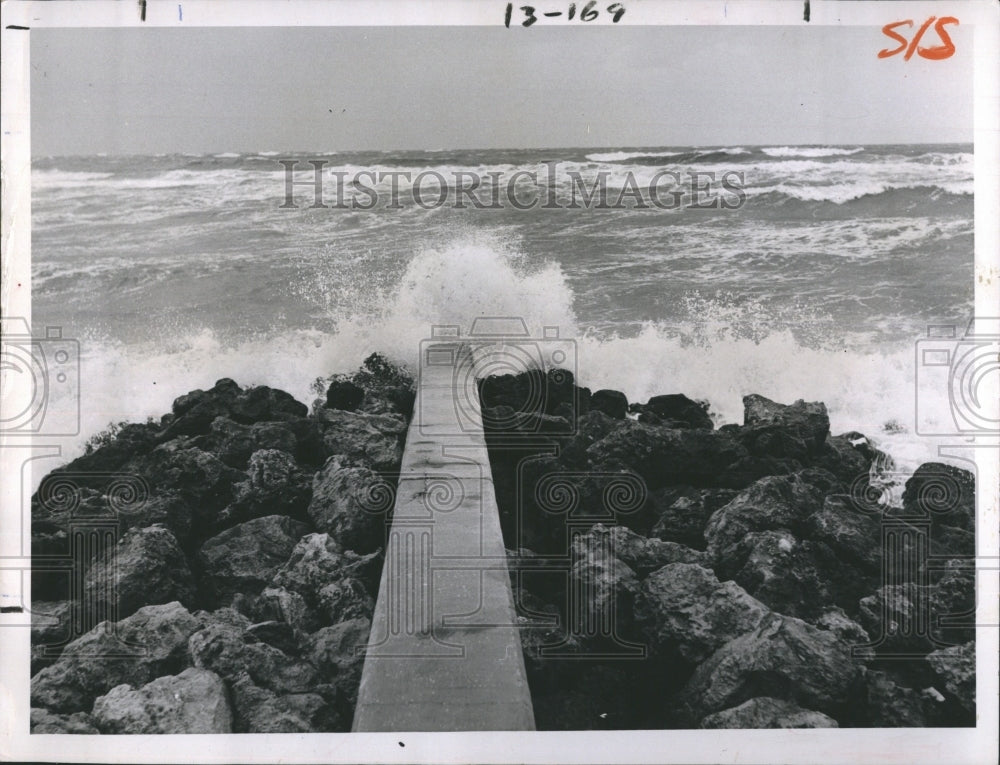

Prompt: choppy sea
[{"left": 30, "top": 144, "right": 974, "bottom": 477}]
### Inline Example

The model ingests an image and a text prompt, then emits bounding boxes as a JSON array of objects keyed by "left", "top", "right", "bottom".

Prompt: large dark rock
[
  {"left": 306, "top": 617, "right": 371, "bottom": 713},
  {"left": 589, "top": 389, "right": 628, "bottom": 420},
  {"left": 31, "top": 602, "right": 200, "bottom": 713},
  {"left": 216, "top": 448, "right": 313, "bottom": 528},
  {"left": 567, "top": 548, "right": 641, "bottom": 647},
  {"left": 704, "top": 470, "right": 836, "bottom": 565},
  {"left": 45, "top": 422, "right": 160, "bottom": 485},
  {"left": 676, "top": 613, "right": 864, "bottom": 723},
  {"left": 814, "top": 432, "right": 885, "bottom": 485},
  {"left": 742, "top": 394, "right": 830, "bottom": 454},
  {"left": 650, "top": 488, "right": 736, "bottom": 550},
  {"left": 125, "top": 441, "right": 245, "bottom": 524},
  {"left": 324, "top": 379, "right": 365, "bottom": 412},
  {"left": 859, "top": 670, "right": 940, "bottom": 727},
  {"left": 722, "top": 530, "right": 837, "bottom": 619},
  {"left": 251, "top": 586, "right": 320, "bottom": 633},
  {"left": 91, "top": 667, "right": 232, "bottom": 733},
  {"left": 197, "top": 515, "right": 311, "bottom": 607},
  {"left": 803, "top": 494, "right": 883, "bottom": 574},
  {"left": 314, "top": 408, "right": 406, "bottom": 470},
  {"left": 635, "top": 563, "right": 770, "bottom": 664},
  {"left": 902, "top": 462, "right": 976, "bottom": 534},
  {"left": 641, "top": 394, "right": 714, "bottom": 430},
  {"left": 84, "top": 524, "right": 197, "bottom": 620},
  {"left": 164, "top": 379, "right": 307, "bottom": 440},
  {"left": 571, "top": 524, "right": 707, "bottom": 576},
  {"left": 586, "top": 420, "right": 756, "bottom": 489},
  {"left": 308, "top": 458, "right": 390, "bottom": 554},
  {"left": 699, "top": 696, "right": 838, "bottom": 728},
  {"left": 925, "top": 640, "right": 975, "bottom": 717},
  {"left": 227, "top": 673, "right": 341, "bottom": 733},
  {"left": 198, "top": 416, "right": 299, "bottom": 470}
]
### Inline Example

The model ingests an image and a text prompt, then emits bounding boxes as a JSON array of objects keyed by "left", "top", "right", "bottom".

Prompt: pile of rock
[
  {"left": 30, "top": 354, "right": 414, "bottom": 734},
  {"left": 480, "top": 370, "right": 976, "bottom": 729}
]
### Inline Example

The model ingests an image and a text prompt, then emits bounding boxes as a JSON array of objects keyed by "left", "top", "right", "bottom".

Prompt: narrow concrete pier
[{"left": 352, "top": 342, "right": 535, "bottom": 731}]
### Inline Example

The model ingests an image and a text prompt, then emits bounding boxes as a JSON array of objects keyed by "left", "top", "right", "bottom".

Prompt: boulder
[
  {"left": 803, "top": 494, "right": 883, "bottom": 574},
  {"left": 164, "top": 379, "right": 307, "bottom": 439},
  {"left": 571, "top": 524, "right": 707, "bottom": 576},
  {"left": 314, "top": 409, "right": 406, "bottom": 470},
  {"left": 812, "top": 607, "right": 870, "bottom": 647},
  {"left": 567, "top": 550, "right": 641, "bottom": 646},
  {"left": 227, "top": 671, "right": 341, "bottom": 732},
  {"left": 699, "top": 696, "right": 838, "bottom": 728},
  {"left": 723, "top": 530, "right": 836, "bottom": 619},
  {"left": 197, "top": 515, "right": 310, "bottom": 607},
  {"left": 903, "top": 463, "right": 976, "bottom": 533},
  {"left": 860, "top": 670, "right": 938, "bottom": 727},
  {"left": 30, "top": 708, "right": 99, "bottom": 734},
  {"left": 742, "top": 394, "right": 830, "bottom": 453},
  {"left": 252, "top": 586, "right": 320, "bottom": 633},
  {"left": 650, "top": 488, "right": 736, "bottom": 550},
  {"left": 270, "top": 533, "right": 382, "bottom": 602},
  {"left": 317, "top": 577, "right": 375, "bottom": 624},
  {"left": 306, "top": 617, "right": 371, "bottom": 710},
  {"left": 589, "top": 389, "right": 628, "bottom": 420},
  {"left": 814, "top": 432, "right": 881, "bottom": 484},
  {"left": 115, "top": 491, "right": 194, "bottom": 548},
  {"left": 308, "top": 458, "right": 390, "bottom": 554},
  {"left": 925, "top": 640, "right": 975, "bottom": 716},
  {"left": 44, "top": 422, "right": 160, "bottom": 484},
  {"left": 635, "top": 563, "right": 770, "bottom": 664},
  {"left": 91, "top": 667, "right": 232, "bottom": 733},
  {"left": 31, "top": 600, "right": 72, "bottom": 673},
  {"left": 217, "top": 448, "right": 313, "bottom": 527},
  {"left": 84, "top": 524, "right": 196, "bottom": 620},
  {"left": 31, "top": 602, "right": 200, "bottom": 713},
  {"left": 642, "top": 394, "right": 714, "bottom": 430},
  {"left": 199, "top": 416, "right": 298, "bottom": 469},
  {"left": 704, "top": 469, "right": 835, "bottom": 564},
  {"left": 244, "top": 620, "right": 300, "bottom": 656},
  {"left": 125, "top": 442, "right": 244, "bottom": 523},
  {"left": 325, "top": 379, "right": 365, "bottom": 412},
  {"left": 677, "top": 613, "right": 863, "bottom": 723},
  {"left": 586, "top": 421, "right": 754, "bottom": 489}
]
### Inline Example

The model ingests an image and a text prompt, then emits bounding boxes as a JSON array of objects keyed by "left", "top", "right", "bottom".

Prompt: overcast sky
[{"left": 31, "top": 25, "right": 973, "bottom": 154}]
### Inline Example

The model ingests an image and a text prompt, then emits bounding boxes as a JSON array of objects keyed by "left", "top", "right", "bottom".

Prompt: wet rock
[
  {"left": 308, "top": 458, "right": 390, "bottom": 554},
  {"left": 858, "top": 566, "right": 974, "bottom": 655},
  {"left": 197, "top": 515, "right": 311, "bottom": 607},
  {"left": 228, "top": 671, "right": 341, "bottom": 732},
  {"left": 571, "top": 524, "right": 707, "bottom": 576},
  {"left": 722, "top": 530, "right": 836, "bottom": 619},
  {"left": 587, "top": 421, "right": 753, "bottom": 489},
  {"left": 348, "top": 352, "right": 417, "bottom": 416},
  {"left": 47, "top": 422, "right": 160, "bottom": 484},
  {"left": 199, "top": 416, "right": 298, "bottom": 469},
  {"left": 860, "top": 670, "right": 936, "bottom": 727},
  {"left": 30, "top": 708, "right": 99, "bottom": 734},
  {"left": 188, "top": 611, "right": 320, "bottom": 695},
  {"left": 556, "top": 410, "right": 627, "bottom": 467},
  {"left": 803, "top": 494, "right": 883, "bottom": 574},
  {"left": 699, "top": 697, "right": 838, "bottom": 728},
  {"left": 704, "top": 470, "right": 834, "bottom": 564},
  {"left": 677, "top": 613, "right": 863, "bottom": 723},
  {"left": 742, "top": 394, "right": 830, "bottom": 454},
  {"left": 126, "top": 442, "right": 244, "bottom": 523},
  {"left": 31, "top": 602, "right": 200, "bottom": 713},
  {"left": 812, "top": 607, "right": 870, "bottom": 647},
  {"left": 317, "top": 577, "right": 375, "bottom": 623},
  {"left": 306, "top": 617, "right": 371, "bottom": 711},
  {"left": 252, "top": 586, "right": 319, "bottom": 633},
  {"left": 245, "top": 620, "right": 300, "bottom": 656},
  {"left": 217, "top": 448, "right": 313, "bottom": 527},
  {"left": 567, "top": 549, "right": 640, "bottom": 646},
  {"left": 635, "top": 563, "right": 770, "bottom": 664},
  {"left": 814, "top": 432, "right": 882, "bottom": 484},
  {"left": 84, "top": 524, "right": 196, "bottom": 620},
  {"left": 325, "top": 379, "right": 365, "bottom": 412},
  {"left": 478, "top": 368, "right": 584, "bottom": 420},
  {"left": 589, "top": 389, "right": 628, "bottom": 420},
  {"left": 925, "top": 640, "right": 975, "bottom": 716},
  {"left": 642, "top": 394, "right": 714, "bottom": 430},
  {"left": 903, "top": 463, "right": 976, "bottom": 534},
  {"left": 91, "top": 667, "right": 232, "bottom": 733},
  {"left": 314, "top": 409, "right": 406, "bottom": 471},
  {"left": 650, "top": 488, "right": 736, "bottom": 550}
]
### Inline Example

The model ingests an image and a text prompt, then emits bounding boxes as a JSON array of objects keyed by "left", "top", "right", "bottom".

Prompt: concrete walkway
[{"left": 352, "top": 342, "right": 535, "bottom": 731}]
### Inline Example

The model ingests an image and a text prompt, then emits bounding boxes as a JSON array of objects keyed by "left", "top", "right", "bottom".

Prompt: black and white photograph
[{"left": 1, "top": 1, "right": 997, "bottom": 763}]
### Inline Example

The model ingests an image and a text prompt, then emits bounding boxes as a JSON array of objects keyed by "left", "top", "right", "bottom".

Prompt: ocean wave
[
  {"left": 586, "top": 150, "right": 686, "bottom": 162},
  {"left": 762, "top": 146, "right": 865, "bottom": 158},
  {"left": 750, "top": 182, "right": 972, "bottom": 206}
]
